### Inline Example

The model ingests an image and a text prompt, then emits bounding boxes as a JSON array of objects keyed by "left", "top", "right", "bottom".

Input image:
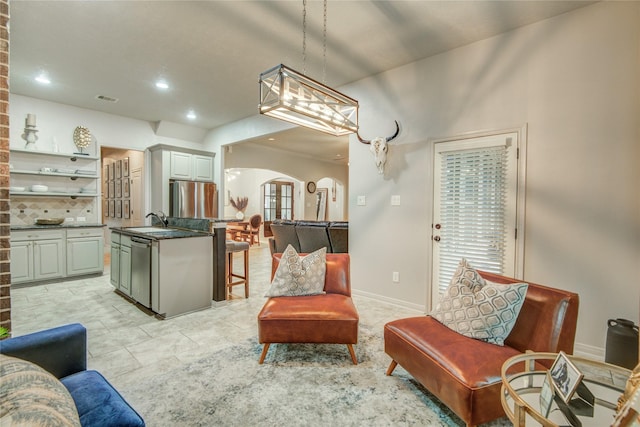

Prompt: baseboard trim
[
  {"left": 352, "top": 289, "right": 426, "bottom": 313},
  {"left": 573, "top": 342, "right": 605, "bottom": 361}
]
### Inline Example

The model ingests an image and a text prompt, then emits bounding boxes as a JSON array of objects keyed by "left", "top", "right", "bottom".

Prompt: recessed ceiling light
[
  {"left": 35, "top": 73, "right": 51, "bottom": 85},
  {"left": 186, "top": 111, "right": 197, "bottom": 120},
  {"left": 155, "top": 80, "right": 169, "bottom": 90},
  {"left": 267, "top": 137, "right": 275, "bottom": 141}
]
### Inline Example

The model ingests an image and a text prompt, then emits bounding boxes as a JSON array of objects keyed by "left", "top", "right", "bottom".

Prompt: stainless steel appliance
[
  {"left": 130, "top": 236, "right": 152, "bottom": 308},
  {"left": 169, "top": 180, "right": 218, "bottom": 218}
]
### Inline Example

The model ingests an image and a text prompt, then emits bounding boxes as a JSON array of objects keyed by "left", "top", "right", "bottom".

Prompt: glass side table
[{"left": 501, "top": 352, "right": 631, "bottom": 427}]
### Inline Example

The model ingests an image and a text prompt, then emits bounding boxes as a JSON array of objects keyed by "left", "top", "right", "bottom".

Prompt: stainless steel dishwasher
[{"left": 130, "top": 236, "right": 152, "bottom": 308}]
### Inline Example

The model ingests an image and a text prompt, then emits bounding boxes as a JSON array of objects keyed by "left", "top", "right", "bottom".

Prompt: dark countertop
[
  {"left": 11, "top": 223, "right": 106, "bottom": 230},
  {"left": 110, "top": 226, "right": 213, "bottom": 240}
]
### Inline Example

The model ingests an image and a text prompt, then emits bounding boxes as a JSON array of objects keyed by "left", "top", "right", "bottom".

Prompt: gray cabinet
[
  {"left": 169, "top": 151, "right": 214, "bottom": 181},
  {"left": 11, "top": 241, "right": 33, "bottom": 283},
  {"left": 112, "top": 233, "right": 132, "bottom": 296},
  {"left": 110, "top": 242, "right": 120, "bottom": 288},
  {"left": 11, "top": 230, "right": 65, "bottom": 284},
  {"left": 66, "top": 228, "right": 104, "bottom": 277}
]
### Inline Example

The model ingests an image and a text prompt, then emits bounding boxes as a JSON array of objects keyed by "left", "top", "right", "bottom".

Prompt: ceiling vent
[{"left": 95, "top": 95, "right": 118, "bottom": 103}]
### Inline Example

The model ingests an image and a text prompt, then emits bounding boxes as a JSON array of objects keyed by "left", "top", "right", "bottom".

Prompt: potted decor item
[
  {"left": 73, "top": 126, "right": 92, "bottom": 155},
  {"left": 230, "top": 196, "right": 248, "bottom": 220}
]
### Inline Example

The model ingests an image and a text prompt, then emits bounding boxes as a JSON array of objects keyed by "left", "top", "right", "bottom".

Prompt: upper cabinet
[
  {"left": 169, "top": 151, "right": 214, "bottom": 181},
  {"left": 9, "top": 149, "right": 100, "bottom": 198},
  {"left": 149, "top": 144, "right": 216, "bottom": 214}
]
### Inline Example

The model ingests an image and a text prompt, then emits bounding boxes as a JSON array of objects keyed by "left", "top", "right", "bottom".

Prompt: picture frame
[
  {"left": 116, "top": 200, "right": 122, "bottom": 218},
  {"left": 550, "top": 351, "right": 584, "bottom": 403},
  {"left": 115, "top": 160, "right": 122, "bottom": 178},
  {"left": 108, "top": 181, "right": 115, "bottom": 199},
  {"left": 123, "top": 178, "right": 130, "bottom": 198},
  {"left": 115, "top": 179, "right": 122, "bottom": 198},
  {"left": 109, "top": 163, "right": 115, "bottom": 181},
  {"left": 123, "top": 200, "right": 130, "bottom": 219},
  {"left": 104, "top": 164, "right": 109, "bottom": 182},
  {"left": 109, "top": 200, "right": 115, "bottom": 217},
  {"left": 539, "top": 371, "right": 555, "bottom": 417},
  {"left": 103, "top": 199, "right": 109, "bottom": 217},
  {"left": 123, "top": 157, "right": 130, "bottom": 177}
]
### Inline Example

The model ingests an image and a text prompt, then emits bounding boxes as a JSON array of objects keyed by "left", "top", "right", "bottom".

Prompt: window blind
[{"left": 437, "top": 145, "right": 508, "bottom": 293}]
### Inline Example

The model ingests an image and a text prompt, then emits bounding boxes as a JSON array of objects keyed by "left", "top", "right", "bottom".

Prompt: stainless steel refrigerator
[{"left": 169, "top": 180, "right": 218, "bottom": 218}]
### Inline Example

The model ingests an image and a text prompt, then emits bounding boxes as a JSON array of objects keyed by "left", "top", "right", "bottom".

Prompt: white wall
[
  {"left": 10, "top": 94, "right": 216, "bottom": 224},
  {"left": 207, "top": 2, "right": 640, "bottom": 357},
  {"left": 225, "top": 168, "right": 304, "bottom": 220},
  {"left": 222, "top": 140, "right": 348, "bottom": 221},
  {"left": 345, "top": 2, "right": 639, "bottom": 357}
]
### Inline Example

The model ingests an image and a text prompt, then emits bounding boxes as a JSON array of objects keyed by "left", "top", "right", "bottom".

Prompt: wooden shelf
[
  {"left": 10, "top": 169, "right": 99, "bottom": 179},
  {"left": 10, "top": 191, "right": 98, "bottom": 198},
  {"left": 10, "top": 148, "right": 99, "bottom": 161}
]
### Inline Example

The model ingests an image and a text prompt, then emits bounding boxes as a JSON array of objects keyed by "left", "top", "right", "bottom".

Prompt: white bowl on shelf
[
  {"left": 10, "top": 186, "right": 26, "bottom": 192},
  {"left": 30, "top": 184, "right": 48, "bottom": 192}
]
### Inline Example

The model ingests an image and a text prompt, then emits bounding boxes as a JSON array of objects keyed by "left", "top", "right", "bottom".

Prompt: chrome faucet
[{"left": 146, "top": 211, "right": 168, "bottom": 227}]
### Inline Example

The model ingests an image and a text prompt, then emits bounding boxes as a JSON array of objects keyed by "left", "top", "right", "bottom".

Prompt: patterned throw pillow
[
  {"left": 265, "top": 244, "right": 327, "bottom": 297},
  {"left": 0, "top": 354, "right": 81, "bottom": 427},
  {"left": 450, "top": 258, "right": 487, "bottom": 292},
  {"left": 431, "top": 260, "right": 529, "bottom": 346}
]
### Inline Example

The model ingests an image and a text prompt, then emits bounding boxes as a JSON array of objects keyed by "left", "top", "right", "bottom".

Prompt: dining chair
[{"left": 240, "top": 214, "right": 262, "bottom": 246}]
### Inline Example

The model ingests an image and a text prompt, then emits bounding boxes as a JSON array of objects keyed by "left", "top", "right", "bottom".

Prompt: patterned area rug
[{"left": 122, "top": 327, "right": 512, "bottom": 426}]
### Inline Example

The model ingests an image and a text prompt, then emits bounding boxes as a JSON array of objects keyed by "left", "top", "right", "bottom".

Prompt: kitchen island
[{"left": 111, "top": 226, "right": 214, "bottom": 319}]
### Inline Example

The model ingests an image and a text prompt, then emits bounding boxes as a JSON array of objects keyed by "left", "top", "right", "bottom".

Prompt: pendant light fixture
[{"left": 259, "top": 1, "right": 358, "bottom": 136}]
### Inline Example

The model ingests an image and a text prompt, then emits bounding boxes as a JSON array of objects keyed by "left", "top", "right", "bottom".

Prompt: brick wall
[{"left": 0, "top": 0, "right": 10, "bottom": 335}]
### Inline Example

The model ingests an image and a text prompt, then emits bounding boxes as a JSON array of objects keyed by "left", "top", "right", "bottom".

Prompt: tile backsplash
[{"left": 10, "top": 196, "right": 98, "bottom": 225}]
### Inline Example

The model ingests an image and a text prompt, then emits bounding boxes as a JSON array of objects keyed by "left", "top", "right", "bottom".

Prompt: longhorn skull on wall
[{"left": 357, "top": 121, "right": 400, "bottom": 174}]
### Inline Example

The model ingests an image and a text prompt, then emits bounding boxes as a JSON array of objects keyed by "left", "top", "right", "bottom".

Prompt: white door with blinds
[{"left": 431, "top": 131, "right": 520, "bottom": 307}]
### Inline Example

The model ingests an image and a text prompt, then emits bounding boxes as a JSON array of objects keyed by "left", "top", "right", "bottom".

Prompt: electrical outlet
[
  {"left": 392, "top": 271, "right": 400, "bottom": 283},
  {"left": 391, "top": 195, "right": 401, "bottom": 206},
  {"left": 65, "top": 217, "right": 74, "bottom": 223},
  {"left": 357, "top": 195, "right": 366, "bottom": 206},
  {"left": 76, "top": 216, "right": 86, "bottom": 222}
]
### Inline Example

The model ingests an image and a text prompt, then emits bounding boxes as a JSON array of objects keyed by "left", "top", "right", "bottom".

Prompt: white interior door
[{"left": 431, "top": 131, "right": 521, "bottom": 308}]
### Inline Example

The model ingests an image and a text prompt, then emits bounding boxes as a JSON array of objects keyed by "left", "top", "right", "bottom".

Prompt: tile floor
[{"left": 9, "top": 243, "right": 423, "bottom": 389}]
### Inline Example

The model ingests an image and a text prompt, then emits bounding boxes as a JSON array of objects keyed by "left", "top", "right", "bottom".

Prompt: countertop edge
[{"left": 11, "top": 223, "right": 107, "bottom": 230}]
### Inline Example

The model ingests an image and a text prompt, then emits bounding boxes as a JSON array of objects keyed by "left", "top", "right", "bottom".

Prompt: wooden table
[
  {"left": 501, "top": 352, "right": 630, "bottom": 426},
  {"left": 226, "top": 221, "right": 248, "bottom": 241}
]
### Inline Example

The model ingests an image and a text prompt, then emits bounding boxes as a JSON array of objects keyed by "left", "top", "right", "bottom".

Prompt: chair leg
[
  {"left": 347, "top": 344, "right": 358, "bottom": 365},
  {"left": 259, "top": 343, "right": 270, "bottom": 364},
  {"left": 244, "top": 249, "right": 249, "bottom": 298},
  {"left": 225, "top": 252, "right": 231, "bottom": 300},
  {"left": 386, "top": 360, "right": 398, "bottom": 376}
]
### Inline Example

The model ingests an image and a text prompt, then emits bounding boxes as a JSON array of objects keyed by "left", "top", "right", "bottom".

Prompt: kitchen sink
[{"left": 125, "top": 227, "right": 171, "bottom": 233}]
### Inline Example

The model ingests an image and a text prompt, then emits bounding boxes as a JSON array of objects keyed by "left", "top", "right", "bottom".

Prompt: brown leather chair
[
  {"left": 240, "top": 214, "right": 262, "bottom": 246},
  {"left": 257, "top": 253, "right": 359, "bottom": 364},
  {"left": 384, "top": 271, "right": 579, "bottom": 427}
]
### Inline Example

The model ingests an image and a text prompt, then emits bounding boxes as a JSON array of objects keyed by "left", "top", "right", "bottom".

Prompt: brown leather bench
[
  {"left": 257, "top": 253, "right": 359, "bottom": 364},
  {"left": 384, "top": 271, "right": 579, "bottom": 427}
]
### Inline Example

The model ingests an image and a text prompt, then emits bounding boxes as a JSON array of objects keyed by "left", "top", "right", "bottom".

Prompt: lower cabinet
[
  {"left": 11, "top": 227, "right": 104, "bottom": 285},
  {"left": 11, "top": 230, "right": 65, "bottom": 284},
  {"left": 110, "top": 242, "right": 120, "bottom": 289},
  {"left": 118, "top": 235, "right": 132, "bottom": 296},
  {"left": 66, "top": 229, "right": 104, "bottom": 277}
]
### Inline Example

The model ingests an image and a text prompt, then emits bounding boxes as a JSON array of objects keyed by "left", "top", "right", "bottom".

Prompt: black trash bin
[{"left": 605, "top": 318, "right": 639, "bottom": 369}]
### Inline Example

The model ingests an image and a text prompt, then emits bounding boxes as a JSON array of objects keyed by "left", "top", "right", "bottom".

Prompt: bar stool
[{"left": 225, "top": 240, "right": 250, "bottom": 299}]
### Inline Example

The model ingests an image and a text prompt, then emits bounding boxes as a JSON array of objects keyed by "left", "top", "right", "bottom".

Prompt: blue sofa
[{"left": 1, "top": 323, "right": 145, "bottom": 427}]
